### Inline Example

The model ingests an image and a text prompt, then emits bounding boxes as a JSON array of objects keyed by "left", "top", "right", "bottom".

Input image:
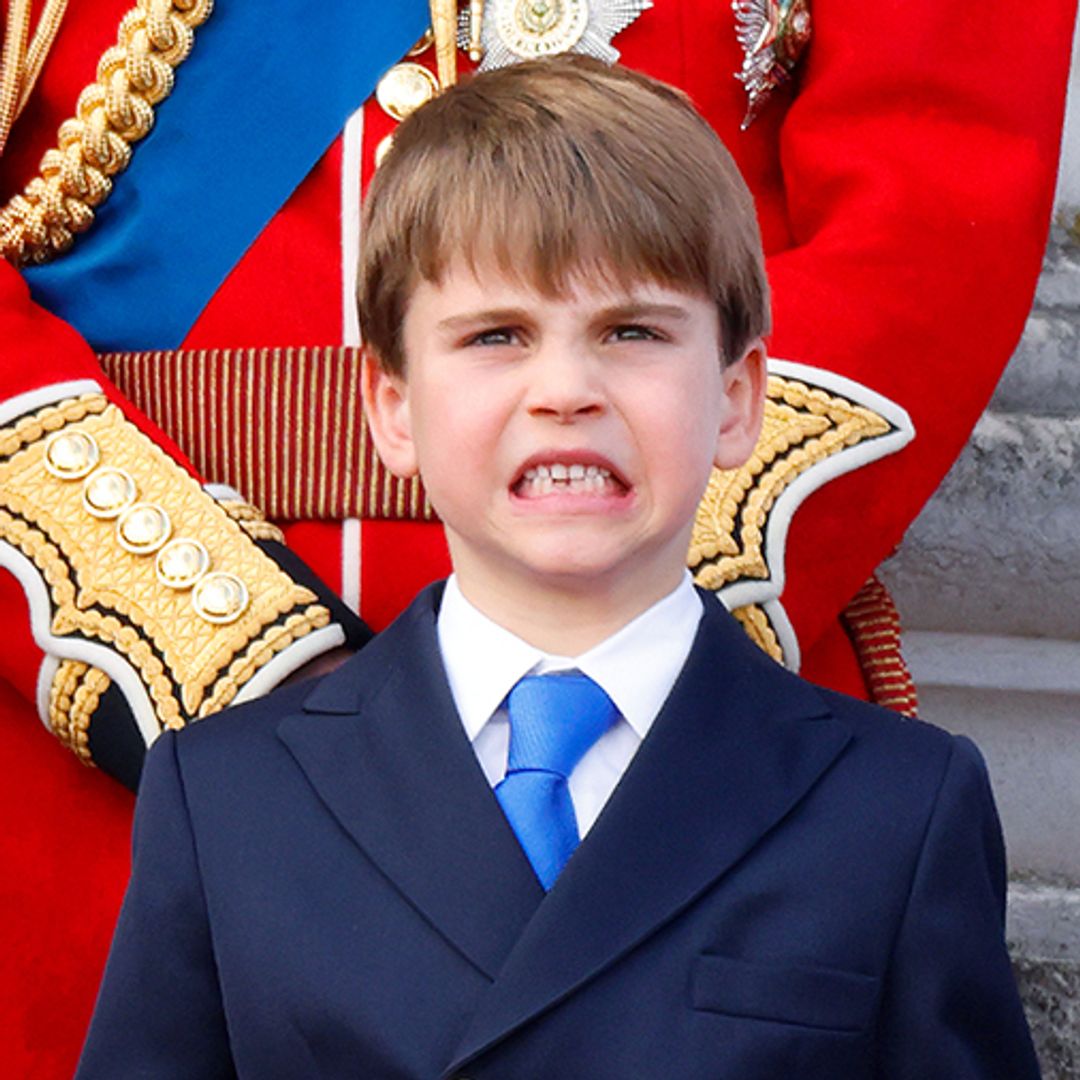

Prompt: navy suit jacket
[{"left": 78, "top": 584, "right": 1039, "bottom": 1078}]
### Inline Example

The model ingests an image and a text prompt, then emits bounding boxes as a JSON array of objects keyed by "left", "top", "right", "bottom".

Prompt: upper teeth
[{"left": 523, "top": 464, "right": 611, "bottom": 481}]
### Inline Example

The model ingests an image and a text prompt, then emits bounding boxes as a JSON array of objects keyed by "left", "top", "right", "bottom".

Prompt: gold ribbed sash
[{"left": 100, "top": 346, "right": 433, "bottom": 522}]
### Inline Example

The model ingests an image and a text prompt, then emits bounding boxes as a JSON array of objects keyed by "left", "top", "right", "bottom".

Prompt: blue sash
[{"left": 24, "top": 1, "right": 428, "bottom": 351}]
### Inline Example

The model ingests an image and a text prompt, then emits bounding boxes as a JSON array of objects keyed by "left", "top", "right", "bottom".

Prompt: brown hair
[{"left": 358, "top": 54, "right": 769, "bottom": 374}]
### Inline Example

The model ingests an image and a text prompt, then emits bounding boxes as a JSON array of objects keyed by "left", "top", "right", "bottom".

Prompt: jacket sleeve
[
  {"left": 756, "top": 0, "right": 1077, "bottom": 653},
  {"left": 876, "top": 736, "right": 1039, "bottom": 1078},
  {"left": 0, "top": 259, "right": 202, "bottom": 459},
  {"left": 76, "top": 730, "right": 238, "bottom": 1078}
]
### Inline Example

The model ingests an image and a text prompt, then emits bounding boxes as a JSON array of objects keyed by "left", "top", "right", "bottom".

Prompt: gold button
[
  {"left": 375, "top": 62, "right": 439, "bottom": 123},
  {"left": 43, "top": 429, "right": 100, "bottom": 480},
  {"left": 82, "top": 467, "right": 137, "bottom": 519},
  {"left": 116, "top": 503, "right": 172, "bottom": 555},
  {"left": 192, "top": 572, "right": 249, "bottom": 625},
  {"left": 155, "top": 538, "right": 210, "bottom": 590}
]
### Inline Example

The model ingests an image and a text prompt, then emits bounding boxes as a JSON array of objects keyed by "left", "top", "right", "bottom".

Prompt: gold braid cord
[
  {"left": 217, "top": 497, "right": 287, "bottom": 544},
  {"left": 841, "top": 574, "right": 919, "bottom": 717},
  {"left": 0, "top": 0, "right": 213, "bottom": 267},
  {"left": 0, "top": 392, "right": 330, "bottom": 747},
  {"left": 48, "top": 659, "right": 111, "bottom": 765}
]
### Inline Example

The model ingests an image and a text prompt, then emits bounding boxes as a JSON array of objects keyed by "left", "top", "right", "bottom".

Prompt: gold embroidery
[
  {"left": 1, "top": 394, "right": 327, "bottom": 734},
  {"left": 0, "top": 0, "right": 213, "bottom": 266},
  {"left": 200, "top": 604, "right": 330, "bottom": 717},
  {"left": 730, "top": 604, "right": 783, "bottom": 662},
  {"left": 690, "top": 374, "right": 891, "bottom": 590},
  {"left": 50, "top": 658, "right": 87, "bottom": 756},
  {"left": 217, "top": 498, "right": 286, "bottom": 544},
  {"left": 0, "top": 392, "right": 107, "bottom": 458}
]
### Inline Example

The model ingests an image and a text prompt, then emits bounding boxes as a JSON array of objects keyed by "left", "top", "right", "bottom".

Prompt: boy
[{"left": 78, "top": 57, "right": 1038, "bottom": 1078}]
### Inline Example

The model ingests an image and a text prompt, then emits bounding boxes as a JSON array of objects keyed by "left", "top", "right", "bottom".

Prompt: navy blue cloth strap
[
  {"left": 24, "top": 1, "right": 428, "bottom": 351},
  {"left": 496, "top": 672, "right": 617, "bottom": 891}
]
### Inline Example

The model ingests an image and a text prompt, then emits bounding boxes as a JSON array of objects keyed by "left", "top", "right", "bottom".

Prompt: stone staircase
[{"left": 880, "top": 221, "right": 1080, "bottom": 1078}]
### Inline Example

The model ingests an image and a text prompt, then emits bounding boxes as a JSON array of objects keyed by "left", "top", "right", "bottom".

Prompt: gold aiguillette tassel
[
  {"left": 429, "top": 0, "right": 457, "bottom": 89},
  {"left": 469, "top": 0, "right": 485, "bottom": 62}
]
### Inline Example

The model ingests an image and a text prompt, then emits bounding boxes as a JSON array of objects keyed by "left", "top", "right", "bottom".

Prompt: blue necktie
[{"left": 496, "top": 672, "right": 617, "bottom": 891}]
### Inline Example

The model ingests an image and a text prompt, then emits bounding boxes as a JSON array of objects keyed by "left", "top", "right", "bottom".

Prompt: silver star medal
[{"left": 462, "top": 0, "right": 652, "bottom": 71}]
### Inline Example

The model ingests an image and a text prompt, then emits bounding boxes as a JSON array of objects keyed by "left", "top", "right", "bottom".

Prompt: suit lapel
[
  {"left": 277, "top": 585, "right": 543, "bottom": 979},
  {"left": 449, "top": 597, "right": 852, "bottom": 1069}
]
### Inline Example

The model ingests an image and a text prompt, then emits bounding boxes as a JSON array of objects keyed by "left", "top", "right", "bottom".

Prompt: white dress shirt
[{"left": 436, "top": 573, "right": 704, "bottom": 837}]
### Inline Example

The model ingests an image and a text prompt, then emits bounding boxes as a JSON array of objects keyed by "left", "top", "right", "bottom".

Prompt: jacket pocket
[{"left": 691, "top": 952, "right": 880, "bottom": 1033}]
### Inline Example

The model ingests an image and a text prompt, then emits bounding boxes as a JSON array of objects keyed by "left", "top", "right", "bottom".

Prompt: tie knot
[{"left": 505, "top": 671, "right": 617, "bottom": 779}]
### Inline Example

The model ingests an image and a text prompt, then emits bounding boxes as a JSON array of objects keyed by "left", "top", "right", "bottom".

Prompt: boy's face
[{"left": 364, "top": 260, "right": 765, "bottom": 612}]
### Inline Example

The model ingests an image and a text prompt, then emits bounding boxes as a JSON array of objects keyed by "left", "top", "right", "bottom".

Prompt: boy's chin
[{"left": 506, "top": 545, "right": 685, "bottom": 600}]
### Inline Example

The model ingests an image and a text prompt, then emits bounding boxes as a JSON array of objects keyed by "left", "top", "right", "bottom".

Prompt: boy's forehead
[{"left": 414, "top": 252, "right": 713, "bottom": 313}]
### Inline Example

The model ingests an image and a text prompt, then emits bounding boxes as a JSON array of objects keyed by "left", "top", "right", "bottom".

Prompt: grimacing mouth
[{"left": 511, "top": 453, "right": 631, "bottom": 497}]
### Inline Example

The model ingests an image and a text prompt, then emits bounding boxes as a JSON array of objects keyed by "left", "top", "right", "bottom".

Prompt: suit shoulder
[
  {"left": 818, "top": 684, "right": 956, "bottom": 751},
  {"left": 811, "top": 683, "right": 975, "bottom": 797},
  {"left": 166, "top": 674, "right": 323, "bottom": 769}
]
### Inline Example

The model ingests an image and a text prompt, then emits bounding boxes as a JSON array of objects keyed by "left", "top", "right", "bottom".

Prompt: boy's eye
[
  {"left": 466, "top": 327, "right": 518, "bottom": 347},
  {"left": 608, "top": 324, "right": 661, "bottom": 342}
]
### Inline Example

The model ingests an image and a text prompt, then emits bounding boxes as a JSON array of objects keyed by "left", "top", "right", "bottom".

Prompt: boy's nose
[{"left": 524, "top": 349, "right": 605, "bottom": 422}]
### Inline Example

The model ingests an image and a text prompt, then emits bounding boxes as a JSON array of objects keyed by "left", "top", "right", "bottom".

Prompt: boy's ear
[
  {"left": 713, "top": 338, "right": 768, "bottom": 471},
  {"left": 360, "top": 354, "right": 420, "bottom": 479}
]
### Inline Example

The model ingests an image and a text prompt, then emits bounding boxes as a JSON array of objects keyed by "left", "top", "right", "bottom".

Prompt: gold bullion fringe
[
  {"left": 0, "top": 0, "right": 213, "bottom": 266},
  {"left": 841, "top": 574, "right": 919, "bottom": 717},
  {"left": 48, "top": 658, "right": 111, "bottom": 764}
]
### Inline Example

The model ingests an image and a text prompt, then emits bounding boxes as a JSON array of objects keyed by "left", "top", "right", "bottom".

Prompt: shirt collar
[{"left": 436, "top": 573, "right": 704, "bottom": 742}]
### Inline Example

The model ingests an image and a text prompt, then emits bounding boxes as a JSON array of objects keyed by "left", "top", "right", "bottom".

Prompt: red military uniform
[{"left": 0, "top": 1, "right": 1075, "bottom": 1073}]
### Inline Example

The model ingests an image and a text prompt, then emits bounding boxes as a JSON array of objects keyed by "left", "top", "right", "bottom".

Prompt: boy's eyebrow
[
  {"left": 598, "top": 301, "right": 693, "bottom": 323},
  {"left": 437, "top": 308, "right": 531, "bottom": 332},
  {"left": 436, "top": 301, "right": 694, "bottom": 332}
]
